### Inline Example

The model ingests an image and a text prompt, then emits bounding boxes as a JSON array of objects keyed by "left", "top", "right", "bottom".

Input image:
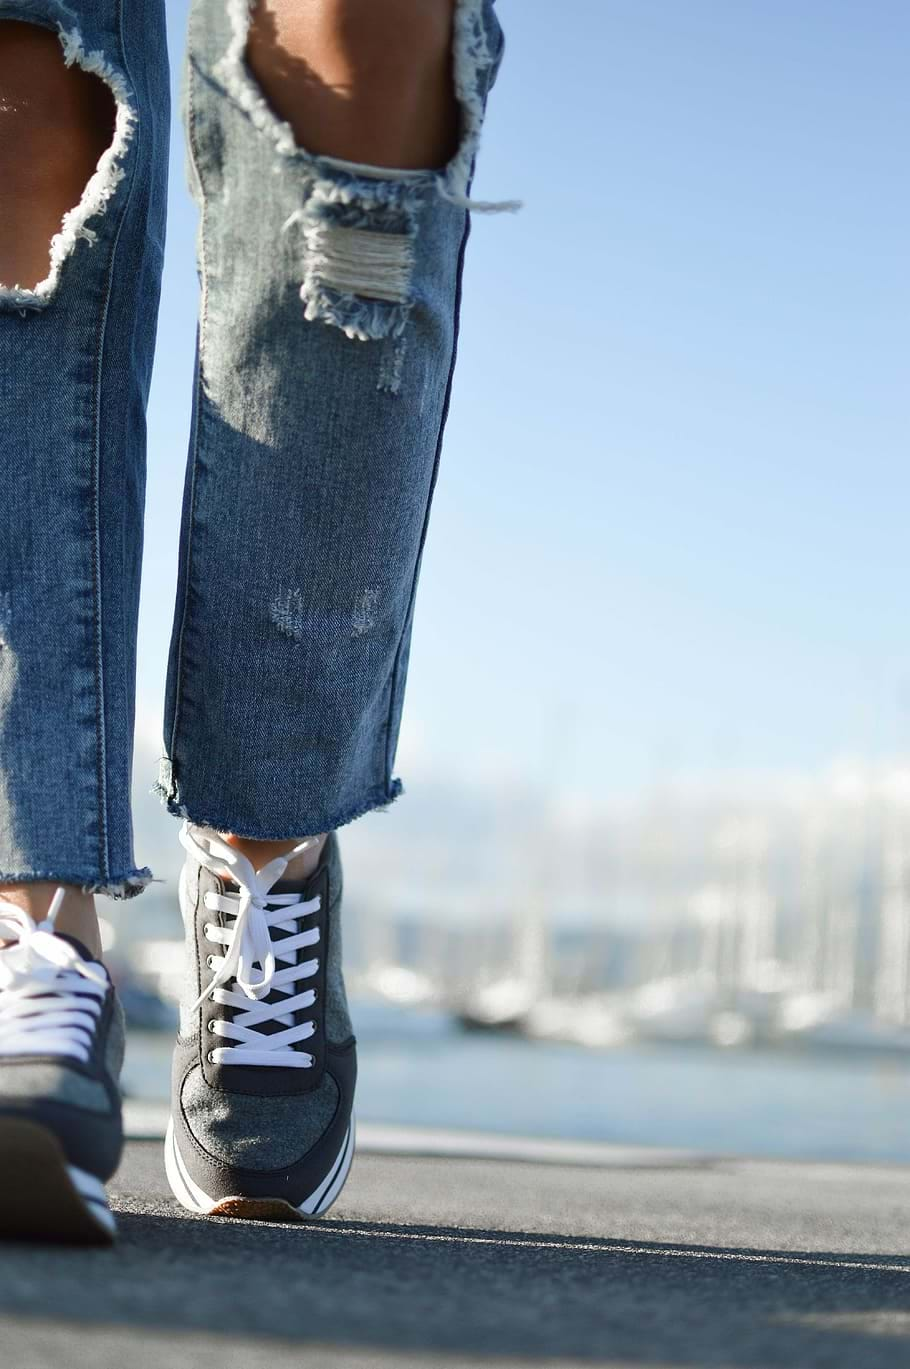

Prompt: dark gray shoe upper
[
  {"left": 0, "top": 935, "right": 125, "bottom": 1183},
  {"left": 172, "top": 829, "right": 356, "bottom": 1202}
]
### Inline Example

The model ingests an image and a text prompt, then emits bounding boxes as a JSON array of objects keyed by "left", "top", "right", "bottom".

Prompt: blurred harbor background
[
  {"left": 106, "top": 751, "right": 910, "bottom": 1164},
  {"left": 122, "top": 2, "right": 910, "bottom": 1166}
]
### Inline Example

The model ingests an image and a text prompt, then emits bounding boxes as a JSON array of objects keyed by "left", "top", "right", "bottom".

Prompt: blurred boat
[
  {"left": 524, "top": 993, "right": 631, "bottom": 1048},
  {"left": 454, "top": 977, "right": 535, "bottom": 1033},
  {"left": 359, "top": 962, "right": 436, "bottom": 1007},
  {"left": 105, "top": 954, "right": 178, "bottom": 1032},
  {"left": 118, "top": 980, "right": 178, "bottom": 1032},
  {"left": 780, "top": 992, "right": 910, "bottom": 1053},
  {"left": 628, "top": 972, "right": 717, "bottom": 1044}
]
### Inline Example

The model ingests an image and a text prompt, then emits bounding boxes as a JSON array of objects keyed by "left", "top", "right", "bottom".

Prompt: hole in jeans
[
  {"left": 243, "top": 0, "right": 459, "bottom": 170},
  {"left": 214, "top": 0, "right": 517, "bottom": 342},
  {"left": 0, "top": 18, "right": 131, "bottom": 311}
]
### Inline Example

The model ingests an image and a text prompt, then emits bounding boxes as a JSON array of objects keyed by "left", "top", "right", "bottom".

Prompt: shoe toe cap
[{"left": 180, "top": 1064, "right": 341, "bottom": 1171}]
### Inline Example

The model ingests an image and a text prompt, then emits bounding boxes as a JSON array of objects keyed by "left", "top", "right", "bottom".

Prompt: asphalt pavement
[{"left": 3, "top": 1138, "right": 910, "bottom": 1368}]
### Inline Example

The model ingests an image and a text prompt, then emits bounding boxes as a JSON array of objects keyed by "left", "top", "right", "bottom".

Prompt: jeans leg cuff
[
  {"left": 0, "top": 867, "right": 153, "bottom": 900},
  {"left": 154, "top": 758, "right": 404, "bottom": 840}
]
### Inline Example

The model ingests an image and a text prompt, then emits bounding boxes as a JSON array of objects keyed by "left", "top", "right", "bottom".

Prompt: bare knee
[
  {"left": 245, "top": 0, "right": 458, "bottom": 169},
  {"left": 0, "top": 21, "right": 116, "bottom": 290}
]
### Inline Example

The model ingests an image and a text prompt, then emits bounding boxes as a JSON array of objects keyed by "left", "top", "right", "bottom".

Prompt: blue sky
[{"left": 137, "top": 0, "right": 910, "bottom": 809}]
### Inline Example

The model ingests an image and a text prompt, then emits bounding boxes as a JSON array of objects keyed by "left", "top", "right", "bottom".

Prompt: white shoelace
[
  {"left": 0, "top": 891, "right": 108, "bottom": 1065},
  {"left": 180, "top": 822, "right": 323, "bottom": 1069}
]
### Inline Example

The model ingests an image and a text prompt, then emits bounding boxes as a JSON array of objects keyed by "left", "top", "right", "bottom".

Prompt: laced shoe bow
[
  {"left": 0, "top": 891, "right": 108, "bottom": 1065},
  {"left": 179, "top": 822, "right": 322, "bottom": 1069}
]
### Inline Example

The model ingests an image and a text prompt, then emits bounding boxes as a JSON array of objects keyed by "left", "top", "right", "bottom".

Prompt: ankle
[
  {"left": 0, "top": 882, "right": 101, "bottom": 958},
  {"left": 221, "top": 832, "right": 328, "bottom": 883}
]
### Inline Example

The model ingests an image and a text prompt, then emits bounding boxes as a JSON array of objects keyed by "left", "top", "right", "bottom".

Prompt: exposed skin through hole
[
  {"left": 0, "top": 21, "right": 116, "bottom": 291},
  {"left": 245, "top": 0, "right": 459, "bottom": 170}
]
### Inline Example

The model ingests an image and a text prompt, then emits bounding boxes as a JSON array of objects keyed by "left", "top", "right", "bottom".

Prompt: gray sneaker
[
  {"left": 166, "top": 822, "right": 356, "bottom": 1220},
  {"left": 0, "top": 893, "right": 124, "bottom": 1243}
]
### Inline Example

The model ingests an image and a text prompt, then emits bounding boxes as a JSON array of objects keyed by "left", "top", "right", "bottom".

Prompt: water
[{"left": 124, "top": 997, "right": 910, "bottom": 1164}]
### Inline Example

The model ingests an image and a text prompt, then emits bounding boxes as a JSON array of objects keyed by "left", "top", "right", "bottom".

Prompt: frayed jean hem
[
  {"left": 153, "top": 772, "right": 404, "bottom": 840},
  {"left": 0, "top": 867, "right": 153, "bottom": 900}
]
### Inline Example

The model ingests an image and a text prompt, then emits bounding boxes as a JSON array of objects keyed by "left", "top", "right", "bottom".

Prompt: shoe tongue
[
  {"left": 269, "top": 876, "right": 312, "bottom": 895},
  {"left": 52, "top": 932, "right": 100, "bottom": 966}
]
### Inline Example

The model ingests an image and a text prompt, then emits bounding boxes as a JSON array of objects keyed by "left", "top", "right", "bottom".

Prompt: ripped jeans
[{"left": 0, "top": 0, "right": 507, "bottom": 895}]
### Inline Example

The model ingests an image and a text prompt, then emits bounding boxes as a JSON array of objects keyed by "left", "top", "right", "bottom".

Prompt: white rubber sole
[
  {"left": 68, "top": 1162, "right": 117, "bottom": 1236},
  {"left": 165, "top": 1114, "right": 355, "bottom": 1221},
  {"left": 0, "top": 1117, "right": 115, "bottom": 1243}
]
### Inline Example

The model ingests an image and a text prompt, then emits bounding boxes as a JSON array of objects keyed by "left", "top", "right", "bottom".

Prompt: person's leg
[
  {"left": 213, "top": 0, "right": 464, "bottom": 885},
  {"left": 164, "top": 0, "right": 510, "bottom": 1217},
  {"left": 159, "top": 0, "right": 510, "bottom": 840},
  {"left": 0, "top": 22, "right": 115, "bottom": 955},
  {"left": 0, "top": 0, "right": 169, "bottom": 1240},
  {"left": 0, "top": 1, "right": 168, "bottom": 906}
]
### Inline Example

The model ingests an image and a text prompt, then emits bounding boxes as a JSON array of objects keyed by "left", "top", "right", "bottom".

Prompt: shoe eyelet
[
  {"left": 207, "top": 1019, "right": 217, "bottom": 1033},
  {"left": 207, "top": 1050, "right": 216, "bottom": 1064},
  {"left": 206, "top": 955, "right": 215, "bottom": 969}
]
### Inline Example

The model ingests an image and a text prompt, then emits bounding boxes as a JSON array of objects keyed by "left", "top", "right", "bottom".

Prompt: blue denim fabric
[
  {"left": 0, "top": 0, "right": 169, "bottom": 894},
  {"left": 0, "top": 0, "right": 506, "bottom": 893}
]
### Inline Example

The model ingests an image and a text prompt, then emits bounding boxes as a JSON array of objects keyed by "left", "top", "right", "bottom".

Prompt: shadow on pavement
[{"left": 1, "top": 1205, "right": 910, "bottom": 1365}]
